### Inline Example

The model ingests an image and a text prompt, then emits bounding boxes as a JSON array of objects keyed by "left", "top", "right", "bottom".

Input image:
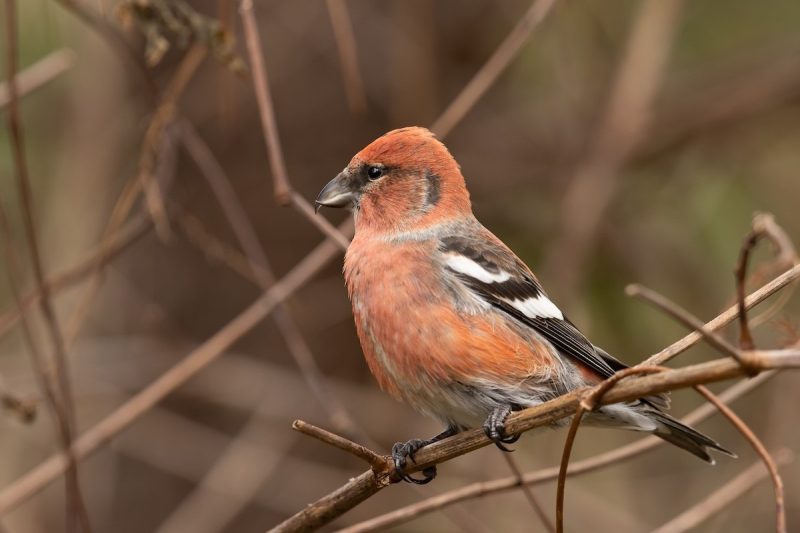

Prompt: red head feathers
[{"left": 315, "top": 127, "right": 471, "bottom": 233}]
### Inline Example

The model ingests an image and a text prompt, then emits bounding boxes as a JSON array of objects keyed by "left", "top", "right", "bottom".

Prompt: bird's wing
[{"left": 439, "top": 232, "right": 618, "bottom": 380}]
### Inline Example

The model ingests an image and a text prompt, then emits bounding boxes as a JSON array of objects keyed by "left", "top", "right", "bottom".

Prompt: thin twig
[
  {"left": 646, "top": 263, "right": 800, "bottom": 365},
  {"left": 652, "top": 449, "right": 793, "bottom": 533},
  {"left": 626, "top": 284, "right": 753, "bottom": 370},
  {"left": 290, "top": 192, "right": 351, "bottom": 251},
  {"left": 339, "top": 371, "right": 776, "bottom": 533},
  {"left": 0, "top": 212, "right": 152, "bottom": 340},
  {"left": 0, "top": 201, "right": 91, "bottom": 533},
  {"left": 53, "top": 0, "right": 156, "bottom": 97},
  {"left": 628, "top": 269, "right": 786, "bottom": 531},
  {"left": 0, "top": 48, "right": 75, "bottom": 108},
  {"left": 694, "top": 385, "right": 786, "bottom": 533},
  {"left": 430, "top": 0, "right": 557, "bottom": 138},
  {"left": 179, "top": 122, "right": 358, "bottom": 434},
  {"left": 4, "top": 0, "right": 76, "bottom": 434},
  {"left": 737, "top": 229, "right": 760, "bottom": 351},
  {"left": 2, "top": 3, "right": 89, "bottom": 530},
  {"left": 172, "top": 205, "right": 268, "bottom": 285},
  {"left": 734, "top": 213, "right": 799, "bottom": 345},
  {"left": 62, "top": 112, "right": 180, "bottom": 345},
  {"left": 325, "top": 0, "right": 367, "bottom": 115},
  {"left": 137, "top": 43, "right": 207, "bottom": 240},
  {"left": 499, "top": 454, "right": 556, "bottom": 533},
  {"left": 293, "top": 420, "right": 388, "bottom": 472},
  {"left": 239, "top": 0, "right": 292, "bottom": 204}
]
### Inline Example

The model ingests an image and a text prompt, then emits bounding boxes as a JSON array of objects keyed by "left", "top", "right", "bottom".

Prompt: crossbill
[{"left": 316, "top": 127, "right": 732, "bottom": 483}]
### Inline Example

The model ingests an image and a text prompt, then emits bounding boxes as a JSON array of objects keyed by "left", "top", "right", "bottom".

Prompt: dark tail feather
[{"left": 646, "top": 408, "right": 736, "bottom": 464}]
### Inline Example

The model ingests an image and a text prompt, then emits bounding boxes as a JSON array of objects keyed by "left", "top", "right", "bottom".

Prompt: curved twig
[
  {"left": 694, "top": 385, "right": 786, "bottom": 533},
  {"left": 555, "top": 366, "right": 666, "bottom": 533}
]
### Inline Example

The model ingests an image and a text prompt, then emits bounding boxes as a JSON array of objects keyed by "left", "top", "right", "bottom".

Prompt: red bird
[{"left": 316, "top": 127, "right": 732, "bottom": 483}]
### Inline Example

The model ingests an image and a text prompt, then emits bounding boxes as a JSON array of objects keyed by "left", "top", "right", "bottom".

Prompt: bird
[{"left": 315, "top": 126, "right": 733, "bottom": 483}]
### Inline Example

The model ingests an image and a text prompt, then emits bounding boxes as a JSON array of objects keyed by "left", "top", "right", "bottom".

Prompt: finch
[{"left": 316, "top": 127, "right": 733, "bottom": 483}]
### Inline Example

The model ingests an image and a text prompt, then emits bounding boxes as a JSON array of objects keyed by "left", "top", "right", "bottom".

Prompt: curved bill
[{"left": 315, "top": 172, "right": 357, "bottom": 212}]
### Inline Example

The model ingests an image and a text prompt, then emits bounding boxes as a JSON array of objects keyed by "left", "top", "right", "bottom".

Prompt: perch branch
[
  {"left": 273, "top": 347, "right": 800, "bottom": 532},
  {"left": 339, "top": 371, "right": 776, "bottom": 533}
]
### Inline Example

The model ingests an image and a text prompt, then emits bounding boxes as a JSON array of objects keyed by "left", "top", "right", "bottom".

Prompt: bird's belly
[
  {"left": 353, "top": 300, "right": 559, "bottom": 429},
  {"left": 345, "top": 237, "right": 569, "bottom": 429}
]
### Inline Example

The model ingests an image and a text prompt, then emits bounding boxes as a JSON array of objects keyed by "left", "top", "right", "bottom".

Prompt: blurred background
[{"left": 1, "top": 0, "right": 800, "bottom": 531}]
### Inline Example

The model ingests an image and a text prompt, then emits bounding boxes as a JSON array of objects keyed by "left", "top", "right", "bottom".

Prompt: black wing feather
[{"left": 440, "top": 232, "right": 619, "bottom": 379}]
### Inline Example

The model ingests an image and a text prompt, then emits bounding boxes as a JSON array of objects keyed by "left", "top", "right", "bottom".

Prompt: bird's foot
[
  {"left": 483, "top": 404, "right": 520, "bottom": 452},
  {"left": 391, "top": 427, "right": 457, "bottom": 484},
  {"left": 392, "top": 439, "right": 437, "bottom": 484}
]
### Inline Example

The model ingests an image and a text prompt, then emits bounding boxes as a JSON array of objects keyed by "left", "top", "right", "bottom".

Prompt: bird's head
[{"left": 315, "top": 127, "right": 472, "bottom": 234}]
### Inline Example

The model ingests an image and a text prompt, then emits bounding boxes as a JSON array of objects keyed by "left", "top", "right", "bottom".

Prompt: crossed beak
[{"left": 315, "top": 171, "right": 357, "bottom": 212}]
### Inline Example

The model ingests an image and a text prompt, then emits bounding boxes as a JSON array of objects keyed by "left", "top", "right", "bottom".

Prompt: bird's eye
[{"left": 367, "top": 166, "right": 383, "bottom": 181}]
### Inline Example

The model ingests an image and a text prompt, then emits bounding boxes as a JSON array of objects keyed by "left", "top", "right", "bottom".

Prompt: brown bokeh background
[{"left": 2, "top": 0, "right": 800, "bottom": 531}]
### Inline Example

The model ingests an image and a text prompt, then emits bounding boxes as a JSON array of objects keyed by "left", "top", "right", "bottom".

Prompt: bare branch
[
  {"left": 430, "top": 0, "right": 557, "bottom": 138},
  {"left": 293, "top": 420, "right": 388, "bottom": 472},
  {"left": 646, "top": 263, "right": 800, "bottom": 365},
  {"left": 137, "top": 44, "right": 207, "bottom": 240},
  {"left": 0, "top": 48, "right": 75, "bottom": 108},
  {"left": 627, "top": 284, "right": 751, "bottom": 369},
  {"left": 239, "top": 0, "right": 292, "bottom": 204},
  {"left": 340, "top": 371, "right": 776, "bottom": 533},
  {"left": 652, "top": 450, "right": 793, "bottom": 533},
  {"left": 0, "top": 212, "right": 152, "bottom": 340},
  {"left": 2, "top": 2, "right": 89, "bottom": 529},
  {"left": 325, "top": 0, "right": 367, "bottom": 115},
  {"left": 0, "top": 200, "right": 91, "bottom": 532},
  {"left": 270, "top": 348, "right": 800, "bottom": 532},
  {"left": 178, "top": 123, "right": 358, "bottom": 433},
  {"left": 500, "top": 454, "right": 555, "bottom": 533},
  {"left": 290, "top": 192, "right": 351, "bottom": 251}
]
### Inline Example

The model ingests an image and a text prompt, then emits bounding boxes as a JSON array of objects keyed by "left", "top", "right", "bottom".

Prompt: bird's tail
[{"left": 644, "top": 407, "right": 736, "bottom": 463}]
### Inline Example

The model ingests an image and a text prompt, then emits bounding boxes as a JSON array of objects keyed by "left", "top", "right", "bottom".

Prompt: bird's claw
[
  {"left": 483, "top": 405, "right": 520, "bottom": 452},
  {"left": 391, "top": 439, "right": 437, "bottom": 484}
]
